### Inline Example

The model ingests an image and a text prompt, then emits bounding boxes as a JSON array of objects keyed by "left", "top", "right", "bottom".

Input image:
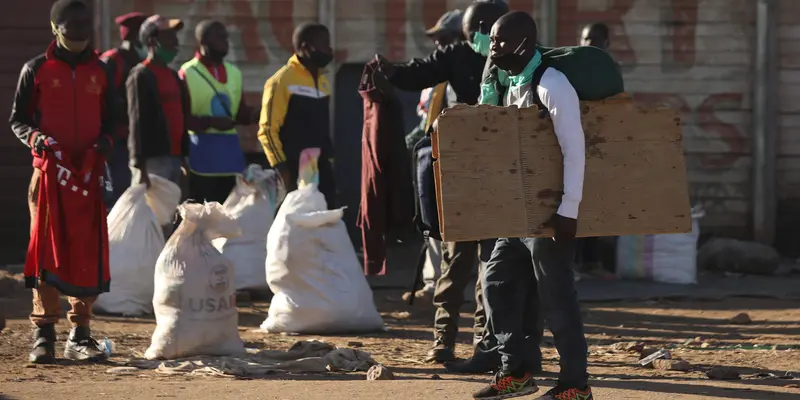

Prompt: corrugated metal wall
[
  {"left": 0, "top": 0, "right": 66, "bottom": 264},
  {"left": 0, "top": 0, "right": 789, "bottom": 262},
  {"left": 555, "top": 0, "right": 755, "bottom": 237},
  {"left": 776, "top": 0, "right": 800, "bottom": 254}
]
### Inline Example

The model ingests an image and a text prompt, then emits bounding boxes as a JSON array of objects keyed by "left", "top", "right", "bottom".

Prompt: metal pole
[
  {"left": 100, "top": 0, "right": 112, "bottom": 51},
  {"left": 752, "top": 0, "right": 777, "bottom": 244},
  {"left": 540, "top": 0, "right": 558, "bottom": 46},
  {"left": 319, "top": 0, "right": 337, "bottom": 143}
]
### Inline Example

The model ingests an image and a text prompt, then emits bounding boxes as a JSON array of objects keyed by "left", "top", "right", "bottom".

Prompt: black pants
[
  {"left": 188, "top": 173, "right": 237, "bottom": 204},
  {"left": 485, "top": 237, "right": 588, "bottom": 388},
  {"left": 287, "top": 155, "right": 337, "bottom": 209},
  {"left": 433, "top": 239, "right": 494, "bottom": 344},
  {"left": 474, "top": 238, "right": 543, "bottom": 369}
]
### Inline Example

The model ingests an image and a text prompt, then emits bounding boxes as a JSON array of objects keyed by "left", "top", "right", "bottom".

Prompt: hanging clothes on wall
[{"left": 357, "top": 62, "right": 414, "bottom": 276}]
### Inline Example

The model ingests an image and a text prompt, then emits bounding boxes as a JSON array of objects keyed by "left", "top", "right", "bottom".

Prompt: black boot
[
  {"left": 64, "top": 326, "right": 106, "bottom": 362},
  {"left": 29, "top": 324, "right": 56, "bottom": 364},
  {"left": 445, "top": 356, "right": 496, "bottom": 374},
  {"left": 425, "top": 337, "right": 455, "bottom": 363}
]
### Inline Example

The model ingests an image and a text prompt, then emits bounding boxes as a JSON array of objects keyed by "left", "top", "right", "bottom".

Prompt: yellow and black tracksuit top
[{"left": 258, "top": 54, "right": 332, "bottom": 169}]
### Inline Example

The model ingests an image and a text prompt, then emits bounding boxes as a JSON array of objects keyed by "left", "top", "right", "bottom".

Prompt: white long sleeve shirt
[{"left": 505, "top": 67, "right": 586, "bottom": 219}]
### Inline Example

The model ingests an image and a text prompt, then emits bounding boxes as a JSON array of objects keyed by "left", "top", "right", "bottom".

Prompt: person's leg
[
  {"left": 188, "top": 172, "right": 212, "bottom": 203},
  {"left": 63, "top": 295, "right": 106, "bottom": 361},
  {"left": 421, "top": 237, "right": 442, "bottom": 293},
  {"left": 521, "top": 274, "right": 544, "bottom": 374},
  {"left": 27, "top": 169, "right": 58, "bottom": 364},
  {"left": 133, "top": 157, "right": 183, "bottom": 238},
  {"left": 472, "top": 238, "right": 539, "bottom": 398},
  {"left": 318, "top": 156, "right": 337, "bottom": 209},
  {"left": 106, "top": 138, "right": 132, "bottom": 209},
  {"left": 28, "top": 282, "right": 61, "bottom": 364},
  {"left": 526, "top": 237, "right": 590, "bottom": 393},
  {"left": 579, "top": 236, "right": 603, "bottom": 273},
  {"left": 193, "top": 175, "right": 235, "bottom": 205},
  {"left": 485, "top": 238, "right": 535, "bottom": 375},
  {"left": 472, "top": 239, "right": 495, "bottom": 343},
  {"left": 429, "top": 240, "right": 478, "bottom": 362},
  {"left": 454, "top": 238, "right": 543, "bottom": 375}
]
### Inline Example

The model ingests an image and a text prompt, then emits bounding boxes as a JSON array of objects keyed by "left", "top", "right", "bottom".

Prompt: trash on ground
[
  {"left": 706, "top": 366, "right": 741, "bottom": 380},
  {"left": 652, "top": 359, "right": 691, "bottom": 372},
  {"left": 729, "top": 312, "right": 752, "bottom": 325},
  {"left": 366, "top": 364, "right": 394, "bottom": 380},
  {"left": 639, "top": 348, "right": 671, "bottom": 367}
]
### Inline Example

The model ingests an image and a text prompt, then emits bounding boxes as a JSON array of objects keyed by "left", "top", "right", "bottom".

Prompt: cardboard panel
[{"left": 435, "top": 97, "right": 692, "bottom": 242}]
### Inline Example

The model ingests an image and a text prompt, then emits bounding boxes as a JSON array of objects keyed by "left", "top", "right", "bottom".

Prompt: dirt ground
[{"left": 1, "top": 270, "right": 799, "bottom": 400}]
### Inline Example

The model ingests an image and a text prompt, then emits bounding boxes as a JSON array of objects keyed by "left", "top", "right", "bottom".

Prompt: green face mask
[
  {"left": 154, "top": 43, "right": 178, "bottom": 64},
  {"left": 134, "top": 44, "right": 148, "bottom": 60},
  {"left": 471, "top": 31, "right": 491, "bottom": 56}
]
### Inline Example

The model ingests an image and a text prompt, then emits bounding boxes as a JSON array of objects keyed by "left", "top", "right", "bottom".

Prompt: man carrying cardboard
[{"left": 471, "top": 11, "right": 592, "bottom": 400}]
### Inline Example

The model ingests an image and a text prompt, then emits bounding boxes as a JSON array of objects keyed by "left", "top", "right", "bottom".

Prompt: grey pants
[
  {"left": 130, "top": 156, "right": 183, "bottom": 238},
  {"left": 432, "top": 239, "right": 495, "bottom": 344}
]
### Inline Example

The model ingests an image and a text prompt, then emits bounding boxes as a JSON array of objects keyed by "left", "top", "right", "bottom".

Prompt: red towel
[
  {"left": 357, "top": 62, "right": 414, "bottom": 275},
  {"left": 25, "top": 145, "right": 110, "bottom": 297}
]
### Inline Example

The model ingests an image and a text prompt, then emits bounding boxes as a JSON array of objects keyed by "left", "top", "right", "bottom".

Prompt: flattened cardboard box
[{"left": 433, "top": 98, "right": 691, "bottom": 242}]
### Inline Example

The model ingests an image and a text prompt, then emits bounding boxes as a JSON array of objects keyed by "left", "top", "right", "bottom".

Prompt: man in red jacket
[
  {"left": 8, "top": 0, "right": 115, "bottom": 364},
  {"left": 100, "top": 12, "right": 148, "bottom": 207}
]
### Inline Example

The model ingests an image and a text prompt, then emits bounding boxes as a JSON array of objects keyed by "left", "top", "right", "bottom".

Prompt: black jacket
[
  {"left": 100, "top": 42, "right": 143, "bottom": 136},
  {"left": 389, "top": 42, "right": 486, "bottom": 106},
  {"left": 126, "top": 63, "right": 190, "bottom": 168}
]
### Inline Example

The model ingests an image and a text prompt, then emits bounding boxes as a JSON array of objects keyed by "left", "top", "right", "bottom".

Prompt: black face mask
[
  {"left": 204, "top": 46, "right": 228, "bottom": 61},
  {"left": 309, "top": 51, "right": 333, "bottom": 68},
  {"left": 490, "top": 38, "right": 528, "bottom": 72}
]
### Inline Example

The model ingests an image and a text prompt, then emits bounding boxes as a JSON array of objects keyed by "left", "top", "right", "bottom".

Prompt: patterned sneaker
[
  {"left": 535, "top": 386, "right": 593, "bottom": 400},
  {"left": 473, "top": 371, "right": 539, "bottom": 399}
]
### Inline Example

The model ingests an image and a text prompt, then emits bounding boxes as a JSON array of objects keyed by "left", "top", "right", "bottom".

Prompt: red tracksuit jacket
[{"left": 25, "top": 145, "right": 110, "bottom": 297}]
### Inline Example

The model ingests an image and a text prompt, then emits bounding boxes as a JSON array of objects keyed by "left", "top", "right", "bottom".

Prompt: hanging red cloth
[
  {"left": 24, "top": 144, "right": 110, "bottom": 297},
  {"left": 357, "top": 62, "right": 414, "bottom": 276}
]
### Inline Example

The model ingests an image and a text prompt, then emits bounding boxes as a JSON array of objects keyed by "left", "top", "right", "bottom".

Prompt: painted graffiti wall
[
  {"left": 557, "top": 0, "right": 754, "bottom": 235},
  {"left": 104, "top": 0, "right": 756, "bottom": 234}
]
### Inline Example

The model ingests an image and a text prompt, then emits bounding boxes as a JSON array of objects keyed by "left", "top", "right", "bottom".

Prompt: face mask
[
  {"left": 471, "top": 31, "right": 490, "bottom": 56},
  {"left": 203, "top": 45, "right": 228, "bottom": 60},
  {"left": 51, "top": 21, "right": 88, "bottom": 53},
  {"left": 309, "top": 51, "right": 333, "bottom": 68},
  {"left": 490, "top": 38, "right": 528, "bottom": 72},
  {"left": 154, "top": 42, "right": 178, "bottom": 64},
  {"left": 134, "top": 44, "right": 148, "bottom": 60}
]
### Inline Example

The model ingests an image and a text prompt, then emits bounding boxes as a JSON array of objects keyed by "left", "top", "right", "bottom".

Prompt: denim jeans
[
  {"left": 485, "top": 237, "right": 588, "bottom": 388},
  {"left": 478, "top": 238, "right": 543, "bottom": 370}
]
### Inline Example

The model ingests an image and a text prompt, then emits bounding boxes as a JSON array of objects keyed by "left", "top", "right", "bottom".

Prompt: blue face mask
[{"left": 471, "top": 31, "right": 490, "bottom": 56}]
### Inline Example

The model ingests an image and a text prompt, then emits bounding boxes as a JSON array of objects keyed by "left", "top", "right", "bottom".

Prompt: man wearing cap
[
  {"left": 100, "top": 12, "right": 148, "bottom": 208},
  {"left": 126, "top": 15, "right": 189, "bottom": 237},
  {"left": 179, "top": 20, "right": 259, "bottom": 204},
  {"left": 405, "top": 9, "right": 463, "bottom": 150},
  {"left": 403, "top": 9, "right": 463, "bottom": 307},
  {"left": 374, "top": 0, "right": 508, "bottom": 364},
  {"left": 10, "top": 0, "right": 115, "bottom": 364}
]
